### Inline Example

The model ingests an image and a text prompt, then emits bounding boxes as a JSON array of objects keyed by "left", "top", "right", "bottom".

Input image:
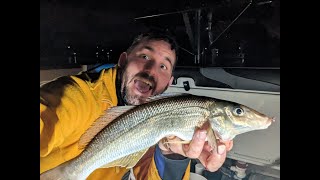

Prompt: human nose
[{"left": 144, "top": 60, "right": 158, "bottom": 77}]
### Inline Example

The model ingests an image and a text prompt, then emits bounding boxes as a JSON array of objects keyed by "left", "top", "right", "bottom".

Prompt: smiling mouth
[{"left": 134, "top": 79, "right": 153, "bottom": 93}]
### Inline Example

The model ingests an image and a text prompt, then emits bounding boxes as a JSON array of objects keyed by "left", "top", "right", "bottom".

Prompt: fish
[{"left": 40, "top": 93, "right": 274, "bottom": 180}]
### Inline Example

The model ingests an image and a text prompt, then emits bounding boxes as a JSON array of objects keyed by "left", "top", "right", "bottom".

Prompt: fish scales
[{"left": 68, "top": 95, "right": 215, "bottom": 178}]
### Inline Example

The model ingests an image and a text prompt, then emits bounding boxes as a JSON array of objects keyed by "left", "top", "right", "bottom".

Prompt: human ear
[
  {"left": 117, "top": 52, "right": 128, "bottom": 68},
  {"left": 168, "top": 76, "right": 174, "bottom": 86}
]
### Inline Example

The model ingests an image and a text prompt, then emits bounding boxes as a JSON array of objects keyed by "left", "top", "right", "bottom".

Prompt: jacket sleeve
[{"left": 40, "top": 75, "right": 112, "bottom": 173}]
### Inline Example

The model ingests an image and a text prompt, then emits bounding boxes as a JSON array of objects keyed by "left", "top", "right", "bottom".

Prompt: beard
[
  {"left": 120, "top": 69, "right": 170, "bottom": 105},
  {"left": 122, "top": 85, "right": 141, "bottom": 105}
]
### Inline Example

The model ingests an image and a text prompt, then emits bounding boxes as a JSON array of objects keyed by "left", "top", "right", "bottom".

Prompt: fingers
[
  {"left": 158, "top": 137, "right": 172, "bottom": 154},
  {"left": 206, "top": 148, "right": 227, "bottom": 172},
  {"left": 159, "top": 128, "right": 208, "bottom": 158},
  {"left": 198, "top": 143, "right": 227, "bottom": 172},
  {"left": 218, "top": 139, "right": 233, "bottom": 152},
  {"left": 198, "top": 139, "right": 232, "bottom": 172},
  {"left": 166, "top": 136, "right": 186, "bottom": 155},
  {"left": 183, "top": 128, "right": 207, "bottom": 158},
  {"left": 226, "top": 140, "right": 233, "bottom": 151},
  {"left": 203, "top": 142, "right": 213, "bottom": 152},
  {"left": 158, "top": 135, "right": 186, "bottom": 155},
  {"left": 157, "top": 127, "right": 233, "bottom": 165}
]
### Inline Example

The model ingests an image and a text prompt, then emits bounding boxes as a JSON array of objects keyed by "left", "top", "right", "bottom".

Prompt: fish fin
[
  {"left": 78, "top": 105, "right": 136, "bottom": 149},
  {"left": 207, "top": 124, "right": 218, "bottom": 154},
  {"left": 164, "top": 140, "right": 191, "bottom": 144},
  {"left": 115, "top": 167, "right": 120, "bottom": 173},
  {"left": 146, "top": 92, "right": 189, "bottom": 102},
  {"left": 100, "top": 148, "right": 149, "bottom": 169},
  {"left": 105, "top": 105, "right": 136, "bottom": 116}
]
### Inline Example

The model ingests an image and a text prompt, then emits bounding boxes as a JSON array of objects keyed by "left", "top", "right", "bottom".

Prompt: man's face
[{"left": 119, "top": 40, "right": 176, "bottom": 105}]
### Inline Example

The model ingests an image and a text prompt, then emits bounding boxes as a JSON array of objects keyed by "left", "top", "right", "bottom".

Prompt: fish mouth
[
  {"left": 133, "top": 78, "right": 154, "bottom": 94},
  {"left": 269, "top": 117, "right": 276, "bottom": 123},
  {"left": 264, "top": 117, "right": 275, "bottom": 128}
]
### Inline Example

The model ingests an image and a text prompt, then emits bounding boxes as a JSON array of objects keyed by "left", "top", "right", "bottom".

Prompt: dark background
[{"left": 40, "top": 0, "right": 280, "bottom": 69}]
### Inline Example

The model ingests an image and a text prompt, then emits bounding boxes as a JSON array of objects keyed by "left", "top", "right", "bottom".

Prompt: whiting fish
[{"left": 40, "top": 93, "right": 274, "bottom": 180}]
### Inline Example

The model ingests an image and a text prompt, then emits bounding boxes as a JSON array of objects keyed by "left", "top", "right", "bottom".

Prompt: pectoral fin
[
  {"left": 207, "top": 124, "right": 218, "bottom": 154},
  {"left": 100, "top": 148, "right": 149, "bottom": 169}
]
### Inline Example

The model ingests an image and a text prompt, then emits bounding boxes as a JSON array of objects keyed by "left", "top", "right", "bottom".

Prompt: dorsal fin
[
  {"left": 100, "top": 148, "right": 149, "bottom": 169},
  {"left": 78, "top": 105, "right": 135, "bottom": 149},
  {"left": 145, "top": 92, "right": 189, "bottom": 103}
]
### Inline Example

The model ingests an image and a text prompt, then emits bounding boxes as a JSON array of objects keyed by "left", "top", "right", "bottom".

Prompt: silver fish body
[{"left": 40, "top": 94, "right": 273, "bottom": 180}]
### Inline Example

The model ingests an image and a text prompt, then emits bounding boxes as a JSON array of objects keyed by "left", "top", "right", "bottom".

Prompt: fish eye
[{"left": 233, "top": 107, "right": 244, "bottom": 116}]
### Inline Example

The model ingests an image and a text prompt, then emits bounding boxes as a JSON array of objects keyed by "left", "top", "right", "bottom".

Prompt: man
[{"left": 40, "top": 31, "right": 233, "bottom": 179}]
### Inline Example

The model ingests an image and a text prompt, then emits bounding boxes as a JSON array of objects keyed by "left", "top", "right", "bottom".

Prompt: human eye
[
  {"left": 140, "top": 54, "right": 150, "bottom": 60},
  {"left": 160, "top": 64, "right": 167, "bottom": 70}
]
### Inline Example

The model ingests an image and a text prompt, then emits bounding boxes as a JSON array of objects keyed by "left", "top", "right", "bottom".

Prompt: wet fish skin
[{"left": 40, "top": 94, "right": 273, "bottom": 180}]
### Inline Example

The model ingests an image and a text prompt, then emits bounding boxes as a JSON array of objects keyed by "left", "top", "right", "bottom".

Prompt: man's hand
[{"left": 158, "top": 127, "right": 233, "bottom": 172}]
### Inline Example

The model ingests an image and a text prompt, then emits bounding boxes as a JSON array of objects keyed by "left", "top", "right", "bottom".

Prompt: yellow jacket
[{"left": 40, "top": 67, "right": 190, "bottom": 179}]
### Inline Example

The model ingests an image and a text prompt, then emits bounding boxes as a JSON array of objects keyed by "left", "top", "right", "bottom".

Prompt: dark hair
[{"left": 126, "top": 30, "right": 179, "bottom": 70}]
